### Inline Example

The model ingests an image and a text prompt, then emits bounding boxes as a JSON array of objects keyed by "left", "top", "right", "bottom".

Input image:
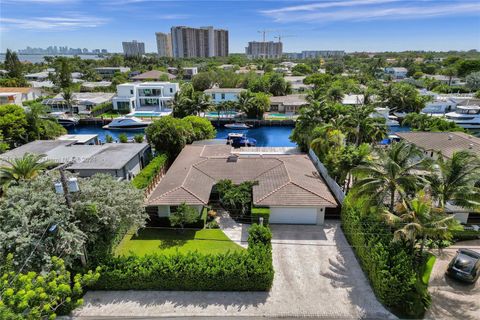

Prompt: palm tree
[
  {"left": 382, "top": 192, "right": 458, "bottom": 254},
  {"left": 62, "top": 88, "right": 74, "bottom": 115},
  {"left": 191, "top": 93, "right": 212, "bottom": 116},
  {"left": 428, "top": 151, "right": 480, "bottom": 209},
  {"left": 352, "top": 141, "right": 431, "bottom": 211},
  {"left": 339, "top": 104, "right": 388, "bottom": 146},
  {"left": 325, "top": 86, "right": 344, "bottom": 103},
  {"left": 0, "top": 153, "right": 54, "bottom": 188},
  {"left": 237, "top": 90, "right": 255, "bottom": 118}
]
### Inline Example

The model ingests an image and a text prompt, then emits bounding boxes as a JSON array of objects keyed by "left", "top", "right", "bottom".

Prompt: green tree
[
  {"left": 466, "top": 71, "right": 480, "bottom": 91},
  {"left": 192, "top": 71, "right": 216, "bottom": 91},
  {"left": 4, "top": 49, "right": 23, "bottom": 79},
  {"left": 428, "top": 151, "right": 480, "bottom": 209},
  {"left": 456, "top": 59, "right": 480, "bottom": 77},
  {"left": 352, "top": 142, "right": 431, "bottom": 211},
  {"left": 61, "top": 88, "right": 74, "bottom": 115},
  {"left": 169, "top": 203, "right": 199, "bottom": 230},
  {"left": 377, "top": 82, "right": 430, "bottom": 113},
  {"left": 0, "top": 104, "right": 29, "bottom": 148},
  {"left": 268, "top": 73, "right": 291, "bottom": 96},
  {"left": 341, "top": 104, "right": 387, "bottom": 146},
  {"left": 0, "top": 254, "right": 100, "bottom": 319},
  {"left": 0, "top": 153, "right": 54, "bottom": 188},
  {"left": 26, "top": 103, "right": 67, "bottom": 140},
  {"left": 325, "top": 85, "right": 344, "bottom": 103},
  {"left": 291, "top": 63, "right": 312, "bottom": 75},
  {"left": 50, "top": 57, "right": 73, "bottom": 90},
  {"left": 182, "top": 115, "right": 216, "bottom": 141},
  {"left": 145, "top": 116, "right": 193, "bottom": 158}
]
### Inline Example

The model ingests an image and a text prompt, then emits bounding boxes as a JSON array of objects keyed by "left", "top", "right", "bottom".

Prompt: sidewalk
[{"left": 216, "top": 210, "right": 249, "bottom": 248}]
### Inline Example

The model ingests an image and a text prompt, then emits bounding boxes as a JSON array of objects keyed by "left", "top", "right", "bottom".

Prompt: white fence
[{"left": 308, "top": 149, "right": 345, "bottom": 204}]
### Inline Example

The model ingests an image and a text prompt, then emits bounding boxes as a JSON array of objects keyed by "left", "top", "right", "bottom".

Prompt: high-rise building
[
  {"left": 170, "top": 26, "right": 228, "bottom": 58},
  {"left": 122, "top": 40, "right": 145, "bottom": 57},
  {"left": 245, "top": 41, "right": 282, "bottom": 59},
  {"left": 155, "top": 32, "right": 173, "bottom": 57}
]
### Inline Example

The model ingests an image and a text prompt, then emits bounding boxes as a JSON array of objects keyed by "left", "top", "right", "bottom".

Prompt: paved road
[
  {"left": 425, "top": 240, "right": 480, "bottom": 320},
  {"left": 73, "top": 223, "right": 394, "bottom": 319}
]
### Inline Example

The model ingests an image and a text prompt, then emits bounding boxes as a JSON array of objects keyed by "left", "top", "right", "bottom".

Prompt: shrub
[
  {"left": 169, "top": 203, "right": 200, "bottom": 230},
  {"left": 251, "top": 207, "right": 270, "bottom": 224},
  {"left": 206, "top": 220, "right": 219, "bottom": 229},
  {"left": 91, "top": 101, "right": 113, "bottom": 117},
  {"left": 134, "top": 134, "right": 144, "bottom": 143},
  {"left": 183, "top": 115, "right": 216, "bottom": 141},
  {"left": 119, "top": 133, "right": 128, "bottom": 143},
  {"left": 248, "top": 224, "right": 272, "bottom": 247},
  {"left": 451, "top": 229, "right": 480, "bottom": 241},
  {"left": 342, "top": 195, "right": 430, "bottom": 318},
  {"left": 105, "top": 134, "right": 113, "bottom": 143},
  {"left": 131, "top": 154, "right": 168, "bottom": 189},
  {"left": 90, "top": 224, "right": 274, "bottom": 291}
]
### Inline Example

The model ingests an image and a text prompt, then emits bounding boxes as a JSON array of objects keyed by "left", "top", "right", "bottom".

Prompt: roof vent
[
  {"left": 469, "top": 143, "right": 473, "bottom": 149},
  {"left": 448, "top": 134, "right": 453, "bottom": 140},
  {"left": 227, "top": 155, "right": 238, "bottom": 163}
]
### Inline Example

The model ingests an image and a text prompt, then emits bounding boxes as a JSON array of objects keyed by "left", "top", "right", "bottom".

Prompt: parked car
[{"left": 446, "top": 249, "right": 480, "bottom": 284}]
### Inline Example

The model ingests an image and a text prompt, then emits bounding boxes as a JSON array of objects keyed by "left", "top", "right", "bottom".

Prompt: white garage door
[{"left": 269, "top": 207, "right": 319, "bottom": 225}]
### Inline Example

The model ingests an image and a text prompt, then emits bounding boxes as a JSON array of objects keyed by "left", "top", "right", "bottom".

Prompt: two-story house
[
  {"left": 112, "top": 82, "right": 180, "bottom": 113},
  {"left": 204, "top": 88, "right": 246, "bottom": 104}
]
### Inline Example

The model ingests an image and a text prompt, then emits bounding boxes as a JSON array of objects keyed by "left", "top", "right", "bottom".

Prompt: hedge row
[
  {"left": 341, "top": 195, "right": 430, "bottom": 318},
  {"left": 131, "top": 154, "right": 168, "bottom": 189},
  {"left": 451, "top": 229, "right": 480, "bottom": 241},
  {"left": 91, "top": 224, "right": 274, "bottom": 291},
  {"left": 251, "top": 207, "right": 270, "bottom": 224}
]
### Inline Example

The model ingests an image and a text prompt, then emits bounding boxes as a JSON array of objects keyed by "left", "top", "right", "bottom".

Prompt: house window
[
  {"left": 221, "top": 93, "right": 225, "bottom": 99},
  {"left": 270, "top": 105, "right": 278, "bottom": 112},
  {"left": 130, "top": 90, "right": 133, "bottom": 95},
  {"left": 170, "top": 88, "right": 173, "bottom": 93},
  {"left": 116, "top": 101, "right": 130, "bottom": 111},
  {"left": 212, "top": 93, "right": 216, "bottom": 99}
]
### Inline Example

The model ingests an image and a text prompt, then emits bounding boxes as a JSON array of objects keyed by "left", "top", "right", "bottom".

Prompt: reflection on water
[{"left": 215, "top": 126, "right": 296, "bottom": 147}]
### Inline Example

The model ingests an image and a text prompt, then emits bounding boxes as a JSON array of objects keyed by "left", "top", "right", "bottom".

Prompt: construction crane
[
  {"left": 274, "top": 34, "right": 295, "bottom": 43},
  {"left": 257, "top": 29, "right": 276, "bottom": 42}
]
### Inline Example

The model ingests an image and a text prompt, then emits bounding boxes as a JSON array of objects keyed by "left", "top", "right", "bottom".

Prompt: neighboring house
[
  {"left": 0, "top": 139, "right": 151, "bottom": 180},
  {"left": 146, "top": 144, "right": 337, "bottom": 225},
  {"left": 279, "top": 61, "right": 297, "bottom": 69},
  {"left": 112, "top": 82, "right": 179, "bottom": 113},
  {"left": 269, "top": 94, "right": 308, "bottom": 113},
  {"left": 424, "top": 74, "right": 464, "bottom": 86},
  {"left": 396, "top": 131, "right": 480, "bottom": 224},
  {"left": 421, "top": 98, "right": 458, "bottom": 115},
  {"left": 235, "top": 68, "right": 264, "bottom": 76},
  {"left": 384, "top": 67, "right": 408, "bottom": 79},
  {"left": 204, "top": 88, "right": 246, "bottom": 104},
  {"left": 167, "top": 66, "right": 198, "bottom": 80},
  {"left": 342, "top": 94, "right": 365, "bottom": 106},
  {"left": 42, "top": 92, "right": 114, "bottom": 114},
  {"left": 131, "top": 70, "right": 176, "bottom": 81},
  {"left": 218, "top": 64, "right": 236, "bottom": 70},
  {"left": 80, "top": 81, "right": 112, "bottom": 92},
  {"left": 57, "top": 134, "right": 99, "bottom": 145},
  {"left": 94, "top": 67, "right": 131, "bottom": 79},
  {"left": 24, "top": 69, "right": 54, "bottom": 81},
  {"left": 0, "top": 87, "right": 44, "bottom": 106},
  {"left": 284, "top": 76, "right": 312, "bottom": 92}
]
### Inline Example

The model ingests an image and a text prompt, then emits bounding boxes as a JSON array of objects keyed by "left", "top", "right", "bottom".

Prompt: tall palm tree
[
  {"left": 428, "top": 151, "right": 480, "bottom": 209},
  {"left": 62, "top": 88, "right": 74, "bottom": 115},
  {"left": 237, "top": 90, "right": 255, "bottom": 118},
  {"left": 382, "top": 192, "right": 458, "bottom": 254},
  {"left": 0, "top": 153, "right": 54, "bottom": 188},
  {"left": 339, "top": 105, "right": 388, "bottom": 146},
  {"left": 352, "top": 141, "right": 431, "bottom": 211}
]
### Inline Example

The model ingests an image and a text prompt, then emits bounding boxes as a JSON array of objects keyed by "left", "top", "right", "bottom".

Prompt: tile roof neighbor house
[
  {"left": 0, "top": 139, "right": 151, "bottom": 180},
  {"left": 284, "top": 76, "right": 313, "bottom": 92},
  {"left": 396, "top": 131, "right": 480, "bottom": 159},
  {"left": 42, "top": 92, "right": 114, "bottom": 114},
  {"left": 146, "top": 144, "right": 337, "bottom": 225},
  {"left": 342, "top": 94, "right": 365, "bottom": 106},
  {"left": 0, "top": 87, "right": 44, "bottom": 106},
  {"left": 204, "top": 88, "right": 246, "bottom": 104},
  {"left": 269, "top": 94, "right": 308, "bottom": 113},
  {"left": 131, "top": 70, "right": 176, "bottom": 81}
]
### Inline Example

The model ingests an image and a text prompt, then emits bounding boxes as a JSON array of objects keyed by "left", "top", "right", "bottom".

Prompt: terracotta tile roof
[
  {"left": 396, "top": 132, "right": 480, "bottom": 159},
  {"left": 0, "top": 87, "right": 33, "bottom": 94},
  {"left": 146, "top": 145, "right": 337, "bottom": 208},
  {"left": 131, "top": 70, "right": 176, "bottom": 80}
]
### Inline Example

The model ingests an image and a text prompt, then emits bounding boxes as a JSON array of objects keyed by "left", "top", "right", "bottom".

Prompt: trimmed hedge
[
  {"left": 342, "top": 195, "right": 430, "bottom": 318},
  {"left": 90, "top": 224, "right": 274, "bottom": 291},
  {"left": 251, "top": 207, "right": 270, "bottom": 224},
  {"left": 91, "top": 101, "right": 113, "bottom": 117},
  {"left": 451, "top": 229, "right": 480, "bottom": 241},
  {"left": 131, "top": 154, "right": 168, "bottom": 189}
]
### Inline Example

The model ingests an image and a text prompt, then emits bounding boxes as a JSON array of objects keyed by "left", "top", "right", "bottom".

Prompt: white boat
[
  {"left": 224, "top": 123, "right": 251, "bottom": 130},
  {"left": 103, "top": 116, "right": 151, "bottom": 130},
  {"left": 48, "top": 112, "right": 79, "bottom": 127},
  {"left": 227, "top": 133, "right": 246, "bottom": 140},
  {"left": 421, "top": 99, "right": 457, "bottom": 117},
  {"left": 445, "top": 105, "right": 480, "bottom": 129},
  {"left": 371, "top": 107, "right": 400, "bottom": 126}
]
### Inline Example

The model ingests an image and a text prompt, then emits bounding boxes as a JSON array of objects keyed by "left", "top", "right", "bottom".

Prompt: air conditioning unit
[{"left": 68, "top": 177, "right": 80, "bottom": 193}]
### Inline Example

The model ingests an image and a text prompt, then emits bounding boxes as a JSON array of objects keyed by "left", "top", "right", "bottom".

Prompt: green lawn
[{"left": 115, "top": 228, "right": 244, "bottom": 256}]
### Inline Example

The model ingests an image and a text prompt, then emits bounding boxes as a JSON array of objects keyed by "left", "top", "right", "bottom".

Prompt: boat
[
  {"left": 103, "top": 116, "right": 151, "bottom": 130},
  {"left": 48, "top": 112, "right": 79, "bottom": 128},
  {"left": 421, "top": 99, "right": 457, "bottom": 117},
  {"left": 226, "top": 133, "right": 246, "bottom": 141},
  {"left": 224, "top": 123, "right": 251, "bottom": 130},
  {"left": 445, "top": 105, "right": 480, "bottom": 129},
  {"left": 371, "top": 107, "right": 400, "bottom": 126},
  {"left": 230, "top": 136, "right": 257, "bottom": 148}
]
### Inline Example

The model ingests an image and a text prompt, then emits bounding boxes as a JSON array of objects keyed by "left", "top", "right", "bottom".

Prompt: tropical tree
[
  {"left": 428, "top": 151, "right": 480, "bottom": 209},
  {"left": 352, "top": 142, "right": 431, "bottom": 211},
  {"left": 340, "top": 104, "right": 387, "bottom": 146},
  {"left": 377, "top": 82, "right": 431, "bottom": 113},
  {"left": 325, "top": 85, "right": 344, "bottom": 103},
  {"left": 4, "top": 49, "right": 23, "bottom": 79},
  {"left": 62, "top": 88, "right": 74, "bottom": 115},
  {"left": 466, "top": 71, "right": 480, "bottom": 91},
  {"left": 169, "top": 203, "right": 199, "bottom": 231},
  {"left": 0, "top": 153, "right": 54, "bottom": 188}
]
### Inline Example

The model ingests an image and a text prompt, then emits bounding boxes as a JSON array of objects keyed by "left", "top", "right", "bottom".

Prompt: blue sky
[{"left": 1, "top": 0, "right": 479, "bottom": 53}]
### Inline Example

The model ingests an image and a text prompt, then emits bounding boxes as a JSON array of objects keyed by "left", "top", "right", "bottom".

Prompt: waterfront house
[
  {"left": 80, "top": 81, "right": 112, "bottom": 92},
  {"left": 423, "top": 74, "right": 465, "bottom": 86},
  {"left": 146, "top": 144, "right": 337, "bottom": 225},
  {"left": 384, "top": 67, "right": 408, "bottom": 79},
  {"left": 269, "top": 94, "right": 308, "bottom": 114},
  {"left": 43, "top": 92, "right": 114, "bottom": 114},
  {"left": 0, "top": 87, "right": 44, "bottom": 106},
  {"left": 284, "top": 76, "right": 312, "bottom": 92},
  {"left": 0, "top": 139, "right": 151, "bottom": 180},
  {"left": 131, "top": 70, "right": 176, "bottom": 81},
  {"left": 112, "top": 82, "right": 179, "bottom": 113},
  {"left": 94, "top": 67, "right": 131, "bottom": 79},
  {"left": 167, "top": 66, "right": 198, "bottom": 80},
  {"left": 204, "top": 88, "right": 246, "bottom": 104}
]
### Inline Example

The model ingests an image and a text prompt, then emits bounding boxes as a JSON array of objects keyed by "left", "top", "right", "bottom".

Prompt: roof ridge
[
  {"left": 147, "top": 185, "right": 182, "bottom": 204},
  {"left": 289, "top": 180, "right": 337, "bottom": 206},
  {"left": 191, "top": 160, "right": 217, "bottom": 180},
  {"left": 252, "top": 158, "right": 285, "bottom": 180},
  {"left": 181, "top": 186, "right": 208, "bottom": 204},
  {"left": 255, "top": 182, "right": 291, "bottom": 204}
]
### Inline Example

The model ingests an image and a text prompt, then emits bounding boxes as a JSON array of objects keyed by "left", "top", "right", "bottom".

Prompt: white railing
[{"left": 308, "top": 149, "right": 345, "bottom": 204}]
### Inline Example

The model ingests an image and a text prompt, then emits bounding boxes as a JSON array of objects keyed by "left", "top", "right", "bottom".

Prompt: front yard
[{"left": 115, "top": 227, "right": 244, "bottom": 256}]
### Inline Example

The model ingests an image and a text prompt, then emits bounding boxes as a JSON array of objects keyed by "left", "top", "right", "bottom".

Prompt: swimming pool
[{"left": 205, "top": 111, "right": 239, "bottom": 118}]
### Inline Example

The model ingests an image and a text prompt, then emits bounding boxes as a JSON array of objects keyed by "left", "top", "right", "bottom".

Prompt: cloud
[
  {"left": 0, "top": 14, "right": 108, "bottom": 31},
  {"left": 262, "top": 0, "right": 480, "bottom": 23}
]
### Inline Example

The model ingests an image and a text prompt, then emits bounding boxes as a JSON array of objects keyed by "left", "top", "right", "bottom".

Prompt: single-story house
[
  {"left": 146, "top": 144, "right": 337, "bottom": 225},
  {"left": 42, "top": 92, "right": 114, "bottom": 114},
  {"left": 342, "top": 94, "right": 365, "bottom": 106},
  {"left": 131, "top": 70, "right": 176, "bottom": 81},
  {"left": 284, "top": 76, "right": 312, "bottom": 92},
  {"left": 269, "top": 94, "right": 308, "bottom": 113},
  {"left": 0, "top": 87, "right": 44, "bottom": 106},
  {"left": 0, "top": 138, "right": 151, "bottom": 180},
  {"left": 204, "top": 88, "right": 246, "bottom": 104},
  {"left": 384, "top": 67, "right": 408, "bottom": 79},
  {"left": 94, "top": 67, "right": 131, "bottom": 79},
  {"left": 80, "top": 81, "right": 112, "bottom": 92},
  {"left": 423, "top": 74, "right": 464, "bottom": 86}
]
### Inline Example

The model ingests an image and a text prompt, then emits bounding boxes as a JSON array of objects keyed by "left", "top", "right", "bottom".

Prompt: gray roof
[
  {"left": 146, "top": 145, "right": 337, "bottom": 208},
  {"left": 0, "top": 140, "right": 149, "bottom": 170},
  {"left": 131, "top": 70, "right": 176, "bottom": 80},
  {"left": 396, "top": 132, "right": 480, "bottom": 159},
  {"left": 204, "top": 88, "right": 246, "bottom": 94},
  {"left": 270, "top": 94, "right": 308, "bottom": 106}
]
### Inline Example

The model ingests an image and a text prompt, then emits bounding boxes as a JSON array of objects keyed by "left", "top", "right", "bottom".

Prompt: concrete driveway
[
  {"left": 73, "top": 222, "right": 394, "bottom": 319},
  {"left": 425, "top": 240, "right": 480, "bottom": 320}
]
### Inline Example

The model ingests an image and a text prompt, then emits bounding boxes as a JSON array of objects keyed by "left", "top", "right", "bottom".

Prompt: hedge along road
[{"left": 73, "top": 223, "right": 395, "bottom": 319}]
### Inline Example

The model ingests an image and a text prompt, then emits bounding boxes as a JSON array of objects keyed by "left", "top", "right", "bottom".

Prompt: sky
[{"left": 1, "top": 0, "right": 480, "bottom": 53}]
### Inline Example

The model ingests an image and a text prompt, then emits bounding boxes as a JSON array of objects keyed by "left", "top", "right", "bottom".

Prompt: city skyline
[{"left": 1, "top": 0, "right": 480, "bottom": 53}]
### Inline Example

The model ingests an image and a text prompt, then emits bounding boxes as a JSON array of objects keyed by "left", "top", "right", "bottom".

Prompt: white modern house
[
  {"left": 112, "top": 82, "right": 180, "bottom": 113},
  {"left": 204, "top": 88, "right": 246, "bottom": 104},
  {"left": 384, "top": 67, "right": 408, "bottom": 79}
]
